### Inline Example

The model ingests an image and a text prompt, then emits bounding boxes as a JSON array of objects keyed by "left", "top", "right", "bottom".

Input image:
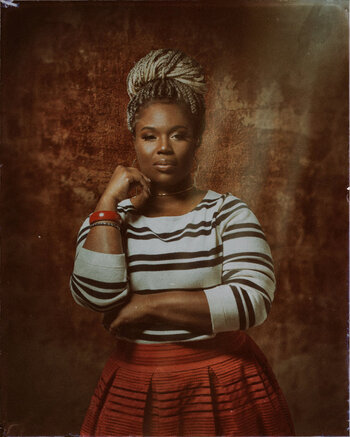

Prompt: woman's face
[{"left": 134, "top": 101, "right": 198, "bottom": 189}]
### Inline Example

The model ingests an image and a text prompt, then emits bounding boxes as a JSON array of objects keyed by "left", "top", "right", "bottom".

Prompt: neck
[
  {"left": 150, "top": 178, "right": 194, "bottom": 197},
  {"left": 152, "top": 185, "right": 195, "bottom": 197}
]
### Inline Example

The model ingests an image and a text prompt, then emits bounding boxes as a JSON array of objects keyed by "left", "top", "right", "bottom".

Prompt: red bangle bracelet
[{"left": 89, "top": 210, "right": 122, "bottom": 224}]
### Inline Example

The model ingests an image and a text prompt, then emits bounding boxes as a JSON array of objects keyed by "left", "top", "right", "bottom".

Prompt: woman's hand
[
  {"left": 98, "top": 165, "right": 151, "bottom": 210},
  {"left": 104, "top": 294, "right": 153, "bottom": 338},
  {"left": 83, "top": 165, "right": 151, "bottom": 253}
]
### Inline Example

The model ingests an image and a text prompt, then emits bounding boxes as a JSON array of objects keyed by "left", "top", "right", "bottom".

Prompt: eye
[
  {"left": 171, "top": 132, "right": 187, "bottom": 141},
  {"left": 142, "top": 134, "right": 156, "bottom": 141}
]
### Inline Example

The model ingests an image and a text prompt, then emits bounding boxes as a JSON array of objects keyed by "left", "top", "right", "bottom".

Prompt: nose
[{"left": 157, "top": 135, "right": 173, "bottom": 154}]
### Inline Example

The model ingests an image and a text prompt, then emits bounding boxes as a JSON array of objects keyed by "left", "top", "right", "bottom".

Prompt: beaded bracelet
[
  {"left": 90, "top": 221, "right": 121, "bottom": 231},
  {"left": 89, "top": 210, "right": 122, "bottom": 225}
]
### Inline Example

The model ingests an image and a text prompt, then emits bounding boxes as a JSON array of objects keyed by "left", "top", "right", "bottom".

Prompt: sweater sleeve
[
  {"left": 203, "top": 196, "right": 276, "bottom": 333},
  {"left": 69, "top": 215, "right": 130, "bottom": 312}
]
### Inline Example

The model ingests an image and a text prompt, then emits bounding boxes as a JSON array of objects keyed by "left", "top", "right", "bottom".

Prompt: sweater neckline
[{"left": 126, "top": 190, "right": 215, "bottom": 220}]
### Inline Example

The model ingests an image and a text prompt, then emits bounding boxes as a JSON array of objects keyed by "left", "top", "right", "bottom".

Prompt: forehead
[{"left": 135, "top": 102, "right": 193, "bottom": 129}]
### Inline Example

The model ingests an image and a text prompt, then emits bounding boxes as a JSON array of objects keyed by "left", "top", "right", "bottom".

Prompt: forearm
[
  {"left": 83, "top": 195, "right": 124, "bottom": 254},
  {"left": 71, "top": 196, "right": 128, "bottom": 311},
  {"left": 144, "top": 289, "right": 212, "bottom": 334}
]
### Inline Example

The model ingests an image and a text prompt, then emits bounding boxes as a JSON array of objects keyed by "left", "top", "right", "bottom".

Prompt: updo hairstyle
[{"left": 126, "top": 49, "right": 207, "bottom": 142}]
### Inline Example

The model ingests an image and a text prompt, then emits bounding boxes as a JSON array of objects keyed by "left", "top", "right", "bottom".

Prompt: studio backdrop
[{"left": 1, "top": 0, "right": 348, "bottom": 435}]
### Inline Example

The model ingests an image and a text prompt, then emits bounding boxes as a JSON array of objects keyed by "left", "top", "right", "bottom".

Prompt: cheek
[
  {"left": 135, "top": 144, "right": 152, "bottom": 168},
  {"left": 183, "top": 146, "right": 197, "bottom": 165}
]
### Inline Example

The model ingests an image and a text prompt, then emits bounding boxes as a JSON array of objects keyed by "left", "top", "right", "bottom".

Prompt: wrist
[{"left": 96, "top": 194, "right": 119, "bottom": 211}]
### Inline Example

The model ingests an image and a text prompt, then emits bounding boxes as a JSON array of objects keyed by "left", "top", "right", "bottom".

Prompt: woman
[{"left": 70, "top": 49, "right": 295, "bottom": 436}]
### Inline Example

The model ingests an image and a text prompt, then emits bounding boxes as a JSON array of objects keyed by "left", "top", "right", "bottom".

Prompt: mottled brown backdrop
[{"left": 1, "top": 1, "right": 348, "bottom": 435}]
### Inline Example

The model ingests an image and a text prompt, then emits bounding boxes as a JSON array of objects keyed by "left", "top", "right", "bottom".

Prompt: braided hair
[{"left": 126, "top": 49, "right": 207, "bottom": 141}]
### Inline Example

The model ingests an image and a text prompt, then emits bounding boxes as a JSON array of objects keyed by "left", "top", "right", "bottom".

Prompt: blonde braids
[{"left": 126, "top": 49, "right": 207, "bottom": 138}]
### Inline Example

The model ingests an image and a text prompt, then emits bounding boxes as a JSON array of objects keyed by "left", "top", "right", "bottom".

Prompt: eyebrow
[{"left": 140, "top": 125, "right": 189, "bottom": 132}]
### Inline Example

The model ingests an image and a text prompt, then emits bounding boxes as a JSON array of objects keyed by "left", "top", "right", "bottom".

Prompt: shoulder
[
  {"left": 208, "top": 191, "right": 261, "bottom": 229},
  {"left": 204, "top": 190, "right": 249, "bottom": 214}
]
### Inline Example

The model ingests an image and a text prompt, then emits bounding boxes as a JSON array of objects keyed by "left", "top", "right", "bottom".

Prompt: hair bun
[{"left": 127, "top": 49, "right": 206, "bottom": 98}]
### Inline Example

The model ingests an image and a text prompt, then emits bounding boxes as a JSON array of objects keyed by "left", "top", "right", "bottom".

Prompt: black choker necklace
[{"left": 152, "top": 185, "right": 195, "bottom": 197}]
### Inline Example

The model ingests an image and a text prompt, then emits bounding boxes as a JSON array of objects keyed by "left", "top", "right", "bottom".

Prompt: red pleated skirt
[{"left": 80, "top": 332, "right": 295, "bottom": 436}]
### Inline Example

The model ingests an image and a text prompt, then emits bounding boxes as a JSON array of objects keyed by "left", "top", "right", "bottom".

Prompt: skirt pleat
[{"left": 80, "top": 332, "right": 295, "bottom": 436}]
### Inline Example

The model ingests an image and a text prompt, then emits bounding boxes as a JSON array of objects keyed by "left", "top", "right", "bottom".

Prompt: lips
[
  {"left": 153, "top": 159, "right": 177, "bottom": 166},
  {"left": 153, "top": 159, "right": 177, "bottom": 172}
]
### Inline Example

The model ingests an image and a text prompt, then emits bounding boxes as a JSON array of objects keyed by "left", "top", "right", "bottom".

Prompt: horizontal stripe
[
  {"left": 74, "top": 273, "right": 126, "bottom": 290},
  {"left": 127, "top": 245, "right": 222, "bottom": 263},
  {"left": 108, "top": 391, "right": 148, "bottom": 404},
  {"left": 128, "top": 256, "right": 223, "bottom": 273},
  {"left": 126, "top": 218, "right": 214, "bottom": 239},
  {"left": 148, "top": 392, "right": 276, "bottom": 418},
  {"left": 72, "top": 275, "right": 125, "bottom": 300},
  {"left": 110, "top": 371, "right": 270, "bottom": 398},
  {"left": 109, "top": 378, "right": 270, "bottom": 407},
  {"left": 111, "top": 385, "right": 148, "bottom": 395},
  {"left": 225, "top": 223, "right": 262, "bottom": 233},
  {"left": 106, "top": 389, "right": 276, "bottom": 420},
  {"left": 108, "top": 384, "right": 274, "bottom": 411},
  {"left": 222, "top": 231, "right": 267, "bottom": 242},
  {"left": 215, "top": 198, "right": 243, "bottom": 216},
  {"left": 70, "top": 279, "right": 125, "bottom": 312},
  {"left": 134, "top": 287, "right": 208, "bottom": 295},
  {"left": 222, "top": 255, "right": 274, "bottom": 273},
  {"left": 223, "top": 251, "right": 274, "bottom": 265},
  {"left": 250, "top": 269, "right": 275, "bottom": 283},
  {"left": 223, "top": 269, "right": 275, "bottom": 284},
  {"left": 126, "top": 226, "right": 215, "bottom": 242},
  {"left": 214, "top": 204, "right": 248, "bottom": 227},
  {"left": 193, "top": 196, "right": 224, "bottom": 209},
  {"left": 71, "top": 277, "right": 127, "bottom": 307}
]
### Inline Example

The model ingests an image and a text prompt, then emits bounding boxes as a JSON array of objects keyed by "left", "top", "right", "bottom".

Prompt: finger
[
  {"left": 127, "top": 166, "right": 151, "bottom": 183},
  {"left": 125, "top": 178, "right": 148, "bottom": 200},
  {"left": 128, "top": 183, "right": 150, "bottom": 202},
  {"left": 109, "top": 319, "right": 119, "bottom": 331},
  {"left": 132, "top": 171, "right": 151, "bottom": 194},
  {"left": 132, "top": 186, "right": 151, "bottom": 209},
  {"left": 140, "top": 173, "right": 151, "bottom": 185},
  {"left": 128, "top": 168, "right": 151, "bottom": 188}
]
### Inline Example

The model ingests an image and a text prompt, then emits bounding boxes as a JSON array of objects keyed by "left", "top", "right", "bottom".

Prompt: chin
[{"left": 153, "top": 175, "right": 192, "bottom": 189}]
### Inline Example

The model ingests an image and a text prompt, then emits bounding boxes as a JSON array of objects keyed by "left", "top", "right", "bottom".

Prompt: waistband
[{"left": 111, "top": 331, "right": 247, "bottom": 371}]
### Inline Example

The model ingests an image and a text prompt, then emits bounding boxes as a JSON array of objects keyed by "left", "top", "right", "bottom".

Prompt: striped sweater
[{"left": 70, "top": 190, "right": 276, "bottom": 343}]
